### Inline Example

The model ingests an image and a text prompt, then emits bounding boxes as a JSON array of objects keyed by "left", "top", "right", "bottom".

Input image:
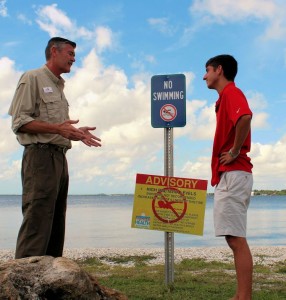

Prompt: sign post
[
  {"left": 164, "top": 127, "right": 174, "bottom": 284},
  {"left": 152, "top": 74, "right": 186, "bottom": 285}
]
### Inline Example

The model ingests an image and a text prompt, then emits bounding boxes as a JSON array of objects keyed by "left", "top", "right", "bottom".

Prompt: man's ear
[
  {"left": 50, "top": 45, "right": 58, "bottom": 57},
  {"left": 217, "top": 65, "right": 223, "bottom": 75}
]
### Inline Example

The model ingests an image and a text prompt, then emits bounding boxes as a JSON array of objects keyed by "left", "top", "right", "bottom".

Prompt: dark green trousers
[{"left": 15, "top": 144, "right": 69, "bottom": 259}]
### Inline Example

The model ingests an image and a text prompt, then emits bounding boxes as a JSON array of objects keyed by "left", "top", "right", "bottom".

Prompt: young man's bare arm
[{"left": 219, "top": 114, "right": 251, "bottom": 165}]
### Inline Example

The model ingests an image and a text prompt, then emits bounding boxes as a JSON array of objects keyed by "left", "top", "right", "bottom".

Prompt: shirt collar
[
  {"left": 219, "top": 82, "right": 235, "bottom": 97},
  {"left": 42, "top": 65, "right": 65, "bottom": 85},
  {"left": 215, "top": 82, "right": 235, "bottom": 112}
]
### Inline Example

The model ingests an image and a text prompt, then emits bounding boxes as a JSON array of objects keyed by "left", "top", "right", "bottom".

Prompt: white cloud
[
  {"left": 0, "top": 117, "right": 20, "bottom": 157},
  {"left": 179, "top": 99, "right": 215, "bottom": 140},
  {"left": 247, "top": 91, "right": 268, "bottom": 110},
  {"left": 145, "top": 55, "right": 156, "bottom": 64},
  {"left": 129, "top": 53, "right": 157, "bottom": 72},
  {"left": 36, "top": 4, "right": 73, "bottom": 36},
  {"left": 66, "top": 49, "right": 143, "bottom": 129},
  {"left": 148, "top": 17, "right": 176, "bottom": 36},
  {"left": 181, "top": 156, "right": 211, "bottom": 182},
  {"left": 189, "top": 0, "right": 286, "bottom": 41},
  {"left": 35, "top": 4, "right": 116, "bottom": 52},
  {"left": 0, "top": 0, "right": 7, "bottom": 17},
  {"left": 95, "top": 26, "right": 113, "bottom": 52},
  {"left": 251, "top": 112, "right": 269, "bottom": 129},
  {"left": 0, "top": 158, "right": 21, "bottom": 180},
  {"left": 0, "top": 118, "right": 22, "bottom": 186},
  {"left": 190, "top": 0, "right": 276, "bottom": 21},
  {"left": 0, "top": 57, "right": 24, "bottom": 183},
  {"left": 185, "top": 71, "right": 196, "bottom": 95},
  {"left": 261, "top": 7, "right": 286, "bottom": 40},
  {"left": 251, "top": 137, "right": 286, "bottom": 189},
  {"left": 0, "top": 57, "right": 22, "bottom": 116},
  {"left": 247, "top": 91, "right": 269, "bottom": 129},
  {"left": 17, "top": 14, "right": 33, "bottom": 25}
]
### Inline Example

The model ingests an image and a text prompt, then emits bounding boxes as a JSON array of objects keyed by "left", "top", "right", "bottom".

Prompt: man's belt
[{"left": 25, "top": 143, "right": 69, "bottom": 154}]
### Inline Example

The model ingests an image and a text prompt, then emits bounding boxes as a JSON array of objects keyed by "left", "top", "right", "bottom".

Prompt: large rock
[{"left": 0, "top": 256, "right": 128, "bottom": 300}]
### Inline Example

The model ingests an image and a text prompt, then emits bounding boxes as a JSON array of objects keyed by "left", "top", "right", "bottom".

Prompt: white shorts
[{"left": 214, "top": 171, "right": 253, "bottom": 237}]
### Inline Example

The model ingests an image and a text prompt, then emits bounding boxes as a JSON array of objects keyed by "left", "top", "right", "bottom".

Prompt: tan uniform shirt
[{"left": 8, "top": 65, "right": 71, "bottom": 148}]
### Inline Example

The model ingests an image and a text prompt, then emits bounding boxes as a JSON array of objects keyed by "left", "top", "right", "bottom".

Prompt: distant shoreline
[
  {"left": 0, "top": 193, "right": 286, "bottom": 196},
  {"left": 1, "top": 246, "right": 285, "bottom": 266}
]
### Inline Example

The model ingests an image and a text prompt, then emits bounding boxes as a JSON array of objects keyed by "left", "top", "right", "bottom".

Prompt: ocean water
[{"left": 0, "top": 194, "right": 285, "bottom": 250}]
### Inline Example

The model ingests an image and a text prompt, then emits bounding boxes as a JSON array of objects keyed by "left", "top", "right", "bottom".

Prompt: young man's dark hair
[{"left": 205, "top": 54, "right": 238, "bottom": 81}]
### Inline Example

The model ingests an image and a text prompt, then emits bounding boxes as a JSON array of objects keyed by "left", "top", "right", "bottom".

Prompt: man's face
[
  {"left": 54, "top": 44, "right": 76, "bottom": 74},
  {"left": 203, "top": 65, "right": 220, "bottom": 90}
]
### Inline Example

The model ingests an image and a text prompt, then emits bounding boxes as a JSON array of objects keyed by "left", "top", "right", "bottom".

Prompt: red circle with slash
[
  {"left": 152, "top": 187, "right": 187, "bottom": 223},
  {"left": 160, "top": 104, "right": 177, "bottom": 121}
]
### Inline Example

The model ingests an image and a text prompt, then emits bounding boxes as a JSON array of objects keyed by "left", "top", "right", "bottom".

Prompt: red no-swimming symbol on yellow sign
[{"left": 152, "top": 187, "right": 187, "bottom": 223}]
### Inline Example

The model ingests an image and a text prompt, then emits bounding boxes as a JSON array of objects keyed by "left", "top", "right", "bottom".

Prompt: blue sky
[{"left": 0, "top": 0, "right": 286, "bottom": 194}]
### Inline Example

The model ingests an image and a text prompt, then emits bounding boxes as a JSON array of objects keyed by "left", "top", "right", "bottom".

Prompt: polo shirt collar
[
  {"left": 215, "top": 82, "right": 235, "bottom": 112},
  {"left": 219, "top": 82, "right": 235, "bottom": 97}
]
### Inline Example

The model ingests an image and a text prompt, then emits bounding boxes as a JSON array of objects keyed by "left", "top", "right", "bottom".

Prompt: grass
[{"left": 78, "top": 255, "right": 286, "bottom": 300}]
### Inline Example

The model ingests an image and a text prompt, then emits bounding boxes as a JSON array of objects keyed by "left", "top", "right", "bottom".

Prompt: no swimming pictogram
[
  {"left": 160, "top": 104, "right": 177, "bottom": 122},
  {"left": 152, "top": 187, "right": 187, "bottom": 223}
]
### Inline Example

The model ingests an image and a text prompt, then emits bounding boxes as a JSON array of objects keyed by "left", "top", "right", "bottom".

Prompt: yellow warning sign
[{"left": 131, "top": 174, "right": 208, "bottom": 235}]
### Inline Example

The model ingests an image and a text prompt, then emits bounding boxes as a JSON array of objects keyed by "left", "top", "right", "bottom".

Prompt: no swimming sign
[{"left": 151, "top": 74, "right": 186, "bottom": 128}]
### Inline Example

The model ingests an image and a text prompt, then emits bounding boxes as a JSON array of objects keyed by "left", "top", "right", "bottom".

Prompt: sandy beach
[{"left": 0, "top": 246, "right": 285, "bottom": 266}]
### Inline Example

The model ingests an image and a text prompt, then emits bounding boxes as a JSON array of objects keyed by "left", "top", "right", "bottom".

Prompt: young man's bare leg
[{"left": 226, "top": 235, "right": 253, "bottom": 300}]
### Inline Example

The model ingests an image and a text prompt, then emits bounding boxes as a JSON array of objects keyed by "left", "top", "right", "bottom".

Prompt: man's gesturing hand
[
  {"left": 79, "top": 126, "right": 101, "bottom": 147},
  {"left": 58, "top": 120, "right": 85, "bottom": 141}
]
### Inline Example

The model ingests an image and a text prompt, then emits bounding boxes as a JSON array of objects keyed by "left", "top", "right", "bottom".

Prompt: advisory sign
[
  {"left": 131, "top": 174, "right": 208, "bottom": 235},
  {"left": 151, "top": 74, "right": 186, "bottom": 128}
]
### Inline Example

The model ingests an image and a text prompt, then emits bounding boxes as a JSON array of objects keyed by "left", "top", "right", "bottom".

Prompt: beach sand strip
[{"left": 0, "top": 246, "right": 285, "bottom": 266}]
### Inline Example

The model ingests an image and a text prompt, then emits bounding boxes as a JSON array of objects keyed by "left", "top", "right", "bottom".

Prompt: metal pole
[{"left": 164, "top": 127, "right": 174, "bottom": 284}]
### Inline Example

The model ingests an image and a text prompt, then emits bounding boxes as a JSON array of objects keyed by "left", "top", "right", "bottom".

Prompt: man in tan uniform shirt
[{"left": 9, "top": 37, "right": 101, "bottom": 258}]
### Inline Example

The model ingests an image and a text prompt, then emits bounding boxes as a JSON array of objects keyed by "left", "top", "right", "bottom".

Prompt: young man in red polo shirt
[{"left": 203, "top": 54, "right": 253, "bottom": 300}]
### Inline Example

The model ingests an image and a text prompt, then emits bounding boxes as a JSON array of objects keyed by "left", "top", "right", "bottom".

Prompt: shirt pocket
[{"left": 40, "top": 94, "right": 63, "bottom": 123}]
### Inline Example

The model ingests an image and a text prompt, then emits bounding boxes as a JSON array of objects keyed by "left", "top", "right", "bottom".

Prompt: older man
[{"left": 9, "top": 37, "right": 101, "bottom": 259}]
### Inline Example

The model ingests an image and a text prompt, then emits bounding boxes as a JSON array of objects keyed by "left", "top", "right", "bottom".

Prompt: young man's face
[{"left": 203, "top": 65, "right": 221, "bottom": 90}]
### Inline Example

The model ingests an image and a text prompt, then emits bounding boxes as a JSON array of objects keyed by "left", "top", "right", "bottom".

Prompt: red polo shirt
[{"left": 211, "top": 82, "right": 253, "bottom": 186}]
